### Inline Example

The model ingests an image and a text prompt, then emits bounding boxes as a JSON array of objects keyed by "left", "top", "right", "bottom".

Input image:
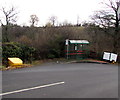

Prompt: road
[{"left": 2, "top": 62, "right": 118, "bottom": 98}]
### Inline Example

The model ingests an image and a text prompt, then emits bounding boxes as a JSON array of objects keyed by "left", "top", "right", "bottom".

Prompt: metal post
[
  {"left": 66, "top": 39, "right": 69, "bottom": 60},
  {"left": 67, "top": 43, "right": 69, "bottom": 59}
]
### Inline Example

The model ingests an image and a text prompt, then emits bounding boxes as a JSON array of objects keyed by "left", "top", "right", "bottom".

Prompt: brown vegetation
[{"left": 2, "top": 24, "right": 119, "bottom": 62}]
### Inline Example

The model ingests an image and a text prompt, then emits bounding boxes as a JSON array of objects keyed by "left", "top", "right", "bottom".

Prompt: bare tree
[
  {"left": 92, "top": 11, "right": 115, "bottom": 28},
  {"left": 91, "top": 0, "right": 120, "bottom": 53},
  {"left": 49, "top": 16, "right": 57, "bottom": 26},
  {"left": 0, "top": 20, "right": 3, "bottom": 26},
  {"left": 2, "top": 6, "right": 18, "bottom": 25},
  {"left": 29, "top": 14, "right": 39, "bottom": 27},
  {"left": 1, "top": 6, "right": 18, "bottom": 42},
  {"left": 62, "top": 20, "right": 73, "bottom": 26},
  {"left": 45, "top": 22, "right": 52, "bottom": 27}
]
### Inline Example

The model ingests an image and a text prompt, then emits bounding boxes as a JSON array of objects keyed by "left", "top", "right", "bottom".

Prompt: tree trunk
[
  {"left": 113, "top": 11, "right": 119, "bottom": 53},
  {"left": 4, "top": 25, "right": 9, "bottom": 42}
]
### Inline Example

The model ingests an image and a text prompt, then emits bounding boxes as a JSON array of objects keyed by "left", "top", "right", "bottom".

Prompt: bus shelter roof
[{"left": 69, "top": 40, "right": 89, "bottom": 44}]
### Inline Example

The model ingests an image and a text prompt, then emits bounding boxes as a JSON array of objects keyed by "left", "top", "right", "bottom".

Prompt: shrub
[
  {"left": 2, "top": 42, "right": 36, "bottom": 66},
  {"left": 47, "top": 54, "right": 56, "bottom": 59}
]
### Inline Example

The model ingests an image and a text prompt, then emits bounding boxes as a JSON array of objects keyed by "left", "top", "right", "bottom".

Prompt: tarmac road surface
[{"left": 2, "top": 62, "right": 118, "bottom": 98}]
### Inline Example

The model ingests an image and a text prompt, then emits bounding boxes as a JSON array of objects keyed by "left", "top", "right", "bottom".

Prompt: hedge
[{"left": 2, "top": 42, "right": 36, "bottom": 66}]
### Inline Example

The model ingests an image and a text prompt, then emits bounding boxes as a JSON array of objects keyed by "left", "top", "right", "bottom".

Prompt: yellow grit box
[{"left": 8, "top": 58, "right": 23, "bottom": 66}]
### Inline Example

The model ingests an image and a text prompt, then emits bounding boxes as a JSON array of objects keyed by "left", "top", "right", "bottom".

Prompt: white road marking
[{"left": 0, "top": 81, "right": 65, "bottom": 96}]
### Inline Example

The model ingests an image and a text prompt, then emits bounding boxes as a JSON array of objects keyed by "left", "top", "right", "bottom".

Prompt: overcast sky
[{"left": 0, "top": 0, "right": 104, "bottom": 26}]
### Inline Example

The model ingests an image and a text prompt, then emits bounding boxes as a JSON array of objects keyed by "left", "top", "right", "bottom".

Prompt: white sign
[
  {"left": 65, "top": 39, "right": 69, "bottom": 45},
  {"left": 103, "top": 52, "right": 110, "bottom": 61},
  {"left": 103, "top": 52, "right": 118, "bottom": 62},
  {"left": 110, "top": 53, "right": 118, "bottom": 62},
  {"left": 75, "top": 46, "right": 77, "bottom": 50}
]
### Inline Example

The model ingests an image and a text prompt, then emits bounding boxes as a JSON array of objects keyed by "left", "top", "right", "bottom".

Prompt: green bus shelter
[{"left": 65, "top": 39, "right": 89, "bottom": 60}]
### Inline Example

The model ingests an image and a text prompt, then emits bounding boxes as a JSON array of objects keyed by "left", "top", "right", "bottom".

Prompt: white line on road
[{"left": 0, "top": 81, "right": 65, "bottom": 96}]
